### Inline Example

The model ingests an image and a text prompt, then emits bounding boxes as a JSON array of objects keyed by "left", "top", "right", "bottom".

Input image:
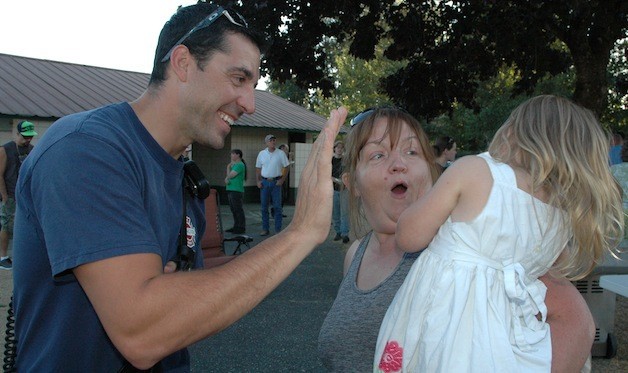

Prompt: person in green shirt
[{"left": 225, "top": 149, "right": 247, "bottom": 234}]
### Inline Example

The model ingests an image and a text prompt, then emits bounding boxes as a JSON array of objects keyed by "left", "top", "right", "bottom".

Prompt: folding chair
[{"left": 201, "top": 189, "right": 253, "bottom": 268}]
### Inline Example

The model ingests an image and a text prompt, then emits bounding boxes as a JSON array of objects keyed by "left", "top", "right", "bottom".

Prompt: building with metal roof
[{"left": 0, "top": 53, "right": 336, "bottom": 201}]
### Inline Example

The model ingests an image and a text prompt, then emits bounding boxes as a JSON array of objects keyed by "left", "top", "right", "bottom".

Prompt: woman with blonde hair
[{"left": 376, "top": 96, "right": 623, "bottom": 372}]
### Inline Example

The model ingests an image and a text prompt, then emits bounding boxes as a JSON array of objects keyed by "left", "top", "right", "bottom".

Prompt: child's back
[{"left": 375, "top": 152, "right": 568, "bottom": 372}]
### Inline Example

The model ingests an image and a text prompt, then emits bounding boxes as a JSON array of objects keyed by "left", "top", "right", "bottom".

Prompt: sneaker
[
  {"left": 333, "top": 233, "right": 342, "bottom": 241},
  {"left": 342, "top": 236, "right": 350, "bottom": 244},
  {"left": 225, "top": 228, "right": 235, "bottom": 233},
  {"left": 260, "top": 231, "right": 269, "bottom": 236},
  {"left": 0, "top": 257, "right": 12, "bottom": 270},
  {"left": 231, "top": 228, "right": 246, "bottom": 234}
]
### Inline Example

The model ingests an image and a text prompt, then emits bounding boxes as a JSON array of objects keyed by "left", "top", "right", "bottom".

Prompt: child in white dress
[{"left": 374, "top": 95, "right": 624, "bottom": 372}]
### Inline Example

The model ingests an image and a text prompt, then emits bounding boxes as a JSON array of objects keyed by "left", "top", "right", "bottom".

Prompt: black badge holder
[{"left": 173, "top": 159, "right": 210, "bottom": 271}]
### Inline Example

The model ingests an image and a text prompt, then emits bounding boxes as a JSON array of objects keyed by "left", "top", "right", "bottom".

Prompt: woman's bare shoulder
[{"left": 343, "top": 238, "right": 362, "bottom": 276}]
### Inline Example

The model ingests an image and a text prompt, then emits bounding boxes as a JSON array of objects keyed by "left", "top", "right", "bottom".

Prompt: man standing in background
[
  {"left": 0, "top": 120, "right": 37, "bottom": 270},
  {"left": 331, "top": 141, "right": 350, "bottom": 243},
  {"left": 256, "top": 134, "right": 289, "bottom": 236}
]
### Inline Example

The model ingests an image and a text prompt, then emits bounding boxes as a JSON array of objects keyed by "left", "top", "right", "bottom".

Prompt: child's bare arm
[{"left": 396, "top": 156, "right": 491, "bottom": 252}]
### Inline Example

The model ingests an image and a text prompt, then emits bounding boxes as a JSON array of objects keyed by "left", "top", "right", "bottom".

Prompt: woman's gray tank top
[{"left": 317, "top": 232, "right": 420, "bottom": 371}]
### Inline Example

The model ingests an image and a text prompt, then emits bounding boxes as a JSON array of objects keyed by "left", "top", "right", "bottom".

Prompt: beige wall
[
  {"left": 292, "top": 142, "right": 313, "bottom": 188},
  {"left": 0, "top": 116, "right": 317, "bottom": 196},
  {"left": 193, "top": 127, "right": 315, "bottom": 189}
]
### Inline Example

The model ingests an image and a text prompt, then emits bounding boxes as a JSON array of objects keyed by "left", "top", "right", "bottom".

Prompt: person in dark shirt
[
  {"left": 331, "top": 141, "right": 350, "bottom": 243},
  {"left": 0, "top": 120, "right": 36, "bottom": 270},
  {"left": 433, "top": 135, "right": 457, "bottom": 173}
]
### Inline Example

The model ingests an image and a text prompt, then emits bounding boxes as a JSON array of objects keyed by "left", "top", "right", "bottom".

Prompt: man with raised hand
[{"left": 11, "top": 3, "right": 347, "bottom": 371}]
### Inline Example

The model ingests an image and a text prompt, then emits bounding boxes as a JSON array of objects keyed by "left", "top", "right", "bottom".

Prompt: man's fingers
[
  {"left": 301, "top": 107, "right": 348, "bottom": 178},
  {"left": 326, "top": 107, "right": 348, "bottom": 142},
  {"left": 163, "top": 261, "right": 177, "bottom": 274}
]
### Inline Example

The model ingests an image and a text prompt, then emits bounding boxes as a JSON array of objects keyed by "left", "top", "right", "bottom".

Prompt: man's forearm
[
  {"left": 80, "top": 106, "right": 348, "bottom": 369},
  {"left": 76, "top": 215, "right": 324, "bottom": 369}
]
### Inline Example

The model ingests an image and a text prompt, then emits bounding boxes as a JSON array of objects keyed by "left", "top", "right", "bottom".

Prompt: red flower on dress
[{"left": 378, "top": 340, "right": 403, "bottom": 372}]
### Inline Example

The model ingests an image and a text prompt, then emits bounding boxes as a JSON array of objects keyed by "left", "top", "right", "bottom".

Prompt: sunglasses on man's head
[{"left": 161, "top": 6, "right": 249, "bottom": 63}]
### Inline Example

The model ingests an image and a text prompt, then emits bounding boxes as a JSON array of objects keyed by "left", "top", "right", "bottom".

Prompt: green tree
[
  {"left": 604, "top": 38, "right": 628, "bottom": 131},
  {"left": 266, "top": 79, "right": 309, "bottom": 107},
  {"left": 227, "top": 0, "right": 626, "bottom": 119},
  {"left": 309, "top": 38, "right": 406, "bottom": 121},
  {"left": 427, "top": 66, "right": 576, "bottom": 153}
]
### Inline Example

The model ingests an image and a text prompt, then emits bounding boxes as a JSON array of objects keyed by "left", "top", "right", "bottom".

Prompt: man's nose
[{"left": 238, "top": 87, "right": 256, "bottom": 115}]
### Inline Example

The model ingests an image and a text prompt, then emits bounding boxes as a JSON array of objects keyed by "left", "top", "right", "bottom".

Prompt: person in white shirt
[{"left": 256, "top": 134, "right": 289, "bottom": 236}]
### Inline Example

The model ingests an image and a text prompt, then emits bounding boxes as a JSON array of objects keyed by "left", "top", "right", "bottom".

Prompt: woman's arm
[{"left": 542, "top": 274, "right": 595, "bottom": 373}]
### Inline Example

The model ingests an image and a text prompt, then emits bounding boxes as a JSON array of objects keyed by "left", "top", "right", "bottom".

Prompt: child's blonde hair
[{"left": 488, "top": 95, "right": 624, "bottom": 279}]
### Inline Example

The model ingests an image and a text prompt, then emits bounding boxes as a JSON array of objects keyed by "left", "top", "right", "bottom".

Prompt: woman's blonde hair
[
  {"left": 343, "top": 107, "right": 440, "bottom": 238},
  {"left": 488, "top": 95, "right": 624, "bottom": 279}
]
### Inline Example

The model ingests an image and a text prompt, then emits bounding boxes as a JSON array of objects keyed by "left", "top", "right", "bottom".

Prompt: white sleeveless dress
[{"left": 374, "top": 153, "right": 569, "bottom": 373}]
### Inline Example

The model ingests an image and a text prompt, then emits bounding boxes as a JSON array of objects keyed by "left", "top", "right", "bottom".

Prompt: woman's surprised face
[{"left": 354, "top": 118, "right": 432, "bottom": 232}]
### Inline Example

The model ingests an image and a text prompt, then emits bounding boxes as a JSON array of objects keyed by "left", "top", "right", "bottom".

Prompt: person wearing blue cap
[{"left": 0, "top": 120, "right": 37, "bottom": 270}]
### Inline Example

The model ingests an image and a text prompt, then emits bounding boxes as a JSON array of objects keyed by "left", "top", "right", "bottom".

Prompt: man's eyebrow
[{"left": 229, "top": 66, "right": 254, "bottom": 80}]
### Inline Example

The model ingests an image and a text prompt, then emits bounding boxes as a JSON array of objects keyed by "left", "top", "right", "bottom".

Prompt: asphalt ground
[{"left": 1, "top": 202, "right": 627, "bottom": 372}]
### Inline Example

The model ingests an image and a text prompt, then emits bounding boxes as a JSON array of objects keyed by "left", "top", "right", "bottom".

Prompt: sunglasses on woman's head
[
  {"left": 350, "top": 108, "right": 376, "bottom": 127},
  {"left": 349, "top": 106, "right": 409, "bottom": 127}
]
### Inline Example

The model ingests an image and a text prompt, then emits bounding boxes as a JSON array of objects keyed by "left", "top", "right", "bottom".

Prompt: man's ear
[{"left": 169, "top": 45, "right": 191, "bottom": 83}]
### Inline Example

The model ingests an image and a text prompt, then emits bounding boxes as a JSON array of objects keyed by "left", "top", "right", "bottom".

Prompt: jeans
[
  {"left": 261, "top": 179, "right": 282, "bottom": 232},
  {"left": 332, "top": 189, "right": 349, "bottom": 236},
  {"left": 227, "top": 191, "right": 245, "bottom": 231}
]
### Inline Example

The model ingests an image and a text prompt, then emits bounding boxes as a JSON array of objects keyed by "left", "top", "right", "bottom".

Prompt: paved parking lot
[{"left": 1, "top": 202, "right": 626, "bottom": 371}]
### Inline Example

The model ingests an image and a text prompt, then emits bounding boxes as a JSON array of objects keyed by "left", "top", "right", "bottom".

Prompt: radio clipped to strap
[{"left": 174, "top": 159, "right": 210, "bottom": 271}]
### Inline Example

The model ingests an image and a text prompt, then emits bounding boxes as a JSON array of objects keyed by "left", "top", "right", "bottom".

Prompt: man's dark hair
[
  {"left": 433, "top": 135, "right": 455, "bottom": 156},
  {"left": 149, "top": 3, "right": 267, "bottom": 86}
]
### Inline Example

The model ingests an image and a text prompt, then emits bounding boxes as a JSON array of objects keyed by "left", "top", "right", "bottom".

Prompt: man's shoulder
[
  {"left": 59, "top": 102, "right": 130, "bottom": 128},
  {"left": 44, "top": 103, "right": 136, "bottom": 145},
  {"left": 256, "top": 148, "right": 269, "bottom": 159}
]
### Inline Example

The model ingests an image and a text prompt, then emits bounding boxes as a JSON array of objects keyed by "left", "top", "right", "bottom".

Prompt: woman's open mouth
[{"left": 391, "top": 182, "right": 408, "bottom": 195}]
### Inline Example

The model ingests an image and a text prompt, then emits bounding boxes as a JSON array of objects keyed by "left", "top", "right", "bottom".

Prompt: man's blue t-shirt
[{"left": 12, "top": 102, "right": 205, "bottom": 372}]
